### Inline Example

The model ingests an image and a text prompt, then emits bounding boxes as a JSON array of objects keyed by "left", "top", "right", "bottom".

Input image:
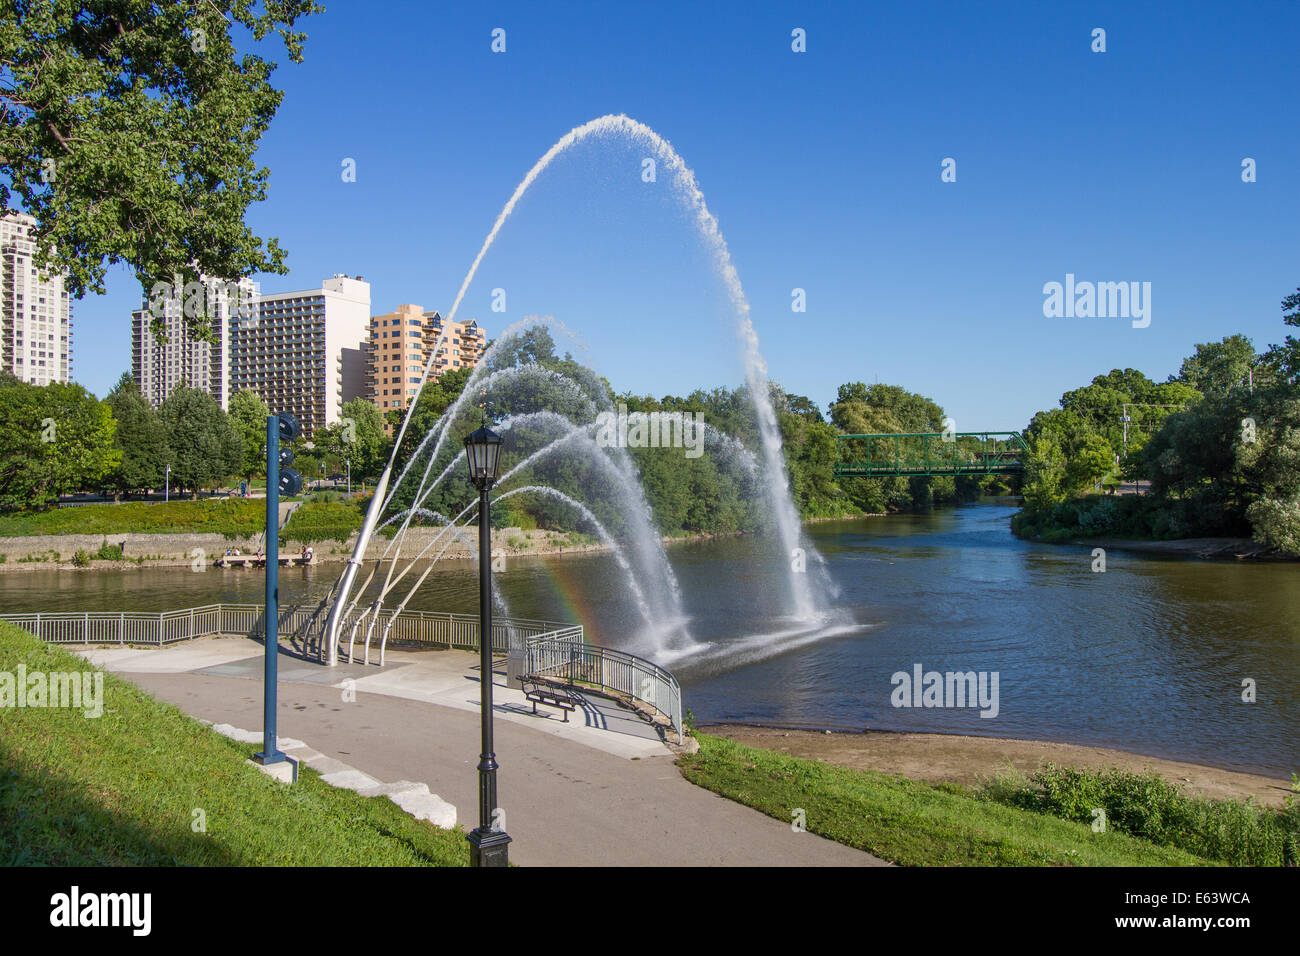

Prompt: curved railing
[
  {"left": 0, "top": 604, "right": 574, "bottom": 660},
  {"left": 2, "top": 603, "right": 686, "bottom": 743},
  {"left": 524, "top": 631, "right": 684, "bottom": 743}
]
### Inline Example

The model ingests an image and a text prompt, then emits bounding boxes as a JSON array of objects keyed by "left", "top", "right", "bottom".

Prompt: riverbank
[
  {"left": 702, "top": 724, "right": 1296, "bottom": 808},
  {"left": 1078, "top": 536, "right": 1295, "bottom": 560},
  {"left": 0, "top": 512, "right": 897, "bottom": 573},
  {"left": 0, "top": 526, "right": 606, "bottom": 572}
]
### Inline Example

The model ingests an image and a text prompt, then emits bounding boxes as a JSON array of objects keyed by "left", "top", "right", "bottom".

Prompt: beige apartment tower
[{"left": 368, "top": 306, "right": 485, "bottom": 426}]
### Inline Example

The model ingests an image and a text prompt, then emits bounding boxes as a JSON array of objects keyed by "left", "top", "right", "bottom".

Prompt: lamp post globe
[
  {"left": 463, "top": 419, "right": 510, "bottom": 866},
  {"left": 463, "top": 423, "right": 504, "bottom": 489}
]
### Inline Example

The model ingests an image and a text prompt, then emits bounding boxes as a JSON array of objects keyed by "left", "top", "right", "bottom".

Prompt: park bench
[{"left": 520, "top": 678, "right": 578, "bottom": 722}]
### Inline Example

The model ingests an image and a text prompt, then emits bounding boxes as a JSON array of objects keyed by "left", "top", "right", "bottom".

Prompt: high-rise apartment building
[
  {"left": 230, "top": 275, "right": 370, "bottom": 437},
  {"left": 370, "top": 303, "right": 429, "bottom": 416},
  {"left": 426, "top": 313, "right": 485, "bottom": 376},
  {"left": 367, "top": 306, "right": 485, "bottom": 424},
  {"left": 0, "top": 212, "right": 73, "bottom": 385},
  {"left": 131, "top": 276, "right": 255, "bottom": 410}
]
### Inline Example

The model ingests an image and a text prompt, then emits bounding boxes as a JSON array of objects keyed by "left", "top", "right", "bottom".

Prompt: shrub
[
  {"left": 979, "top": 763, "right": 1300, "bottom": 866},
  {"left": 93, "top": 539, "right": 124, "bottom": 561}
]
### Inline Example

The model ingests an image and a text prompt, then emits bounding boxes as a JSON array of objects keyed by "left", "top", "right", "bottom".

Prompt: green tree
[
  {"left": 0, "top": 372, "right": 119, "bottom": 509},
  {"left": 159, "top": 385, "right": 242, "bottom": 498},
  {"left": 1176, "top": 334, "right": 1258, "bottom": 396},
  {"left": 227, "top": 389, "right": 271, "bottom": 480},
  {"left": 1239, "top": 394, "right": 1300, "bottom": 551},
  {"left": 318, "top": 398, "right": 389, "bottom": 480},
  {"left": 104, "top": 373, "right": 168, "bottom": 498},
  {"left": 1263, "top": 287, "right": 1300, "bottom": 385},
  {"left": 1065, "top": 433, "right": 1116, "bottom": 493},
  {"left": 829, "top": 382, "right": 944, "bottom": 434},
  {"left": 1021, "top": 430, "right": 1068, "bottom": 515},
  {"left": 0, "top": 0, "right": 319, "bottom": 329}
]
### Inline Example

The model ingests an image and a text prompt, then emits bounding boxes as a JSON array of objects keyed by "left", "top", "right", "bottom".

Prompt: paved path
[{"left": 89, "top": 638, "right": 883, "bottom": 866}]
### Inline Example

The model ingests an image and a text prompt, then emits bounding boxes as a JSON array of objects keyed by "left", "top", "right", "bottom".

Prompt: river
[{"left": 4, "top": 500, "right": 1296, "bottom": 776}]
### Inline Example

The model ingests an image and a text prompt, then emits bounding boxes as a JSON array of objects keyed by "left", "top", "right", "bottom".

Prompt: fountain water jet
[{"left": 325, "top": 116, "right": 835, "bottom": 665}]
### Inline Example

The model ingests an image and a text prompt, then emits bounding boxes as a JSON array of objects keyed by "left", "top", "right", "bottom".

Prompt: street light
[
  {"left": 164, "top": 464, "right": 170, "bottom": 503},
  {"left": 462, "top": 418, "right": 510, "bottom": 867}
]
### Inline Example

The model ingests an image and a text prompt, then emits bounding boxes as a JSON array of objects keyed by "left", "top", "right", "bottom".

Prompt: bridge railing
[
  {"left": 524, "top": 630, "right": 684, "bottom": 743},
  {"left": 834, "top": 431, "right": 1029, "bottom": 477}
]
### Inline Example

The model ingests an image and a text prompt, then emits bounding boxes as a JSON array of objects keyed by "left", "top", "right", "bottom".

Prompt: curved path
[{"left": 88, "top": 640, "right": 883, "bottom": 867}]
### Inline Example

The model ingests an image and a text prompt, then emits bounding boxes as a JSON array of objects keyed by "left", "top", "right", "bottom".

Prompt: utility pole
[{"left": 1119, "top": 403, "right": 1187, "bottom": 495}]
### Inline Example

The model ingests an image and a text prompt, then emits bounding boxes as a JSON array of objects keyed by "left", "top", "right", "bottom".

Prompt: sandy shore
[{"left": 702, "top": 724, "right": 1296, "bottom": 808}]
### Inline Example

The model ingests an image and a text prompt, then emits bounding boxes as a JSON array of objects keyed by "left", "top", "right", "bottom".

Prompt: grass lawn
[
  {"left": 281, "top": 498, "right": 366, "bottom": 543},
  {"left": 0, "top": 498, "right": 367, "bottom": 546},
  {"left": 0, "top": 498, "right": 267, "bottom": 539},
  {"left": 677, "top": 732, "right": 1212, "bottom": 866},
  {"left": 0, "top": 622, "right": 468, "bottom": 865}
]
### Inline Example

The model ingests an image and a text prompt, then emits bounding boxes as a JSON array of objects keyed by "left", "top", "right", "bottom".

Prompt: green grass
[
  {"left": 281, "top": 499, "right": 365, "bottom": 543},
  {"left": 677, "top": 733, "right": 1212, "bottom": 866},
  {"left": 0, "top": 498, "right": 267, "bottom": 539},
  {"left": 978, "top": 764, "right": 1300, "bottom": 866},
  {"left": 0, "top": 622, "right": 468, "bottom": 865}
]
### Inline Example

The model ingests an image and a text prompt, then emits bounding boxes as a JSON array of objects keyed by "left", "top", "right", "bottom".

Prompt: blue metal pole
[
  {"left": 264, "top": 414, "right": 278, "bottom": 756},
  {"left": 255, "top": 414, "right": 295, "bottom": 780}
]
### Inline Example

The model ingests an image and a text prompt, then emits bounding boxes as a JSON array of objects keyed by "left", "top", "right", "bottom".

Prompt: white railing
[{"left": 525, "top": 630, "right": 684, "bottom": 742}]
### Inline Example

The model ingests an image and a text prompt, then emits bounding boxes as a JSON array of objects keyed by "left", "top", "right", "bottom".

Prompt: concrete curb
[{"left": 205, "top": 720, "right": 457, "bottom": 829}]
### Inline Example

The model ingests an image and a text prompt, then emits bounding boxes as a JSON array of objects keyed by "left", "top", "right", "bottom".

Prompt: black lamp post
[{"left": 463, "top": 419, "right": 510, "bottom": 867}]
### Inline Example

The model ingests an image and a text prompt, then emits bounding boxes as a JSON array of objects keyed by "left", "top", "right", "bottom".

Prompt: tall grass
[
  {"left": 281, "top": 500, "right": 365, "bottom": 543},
  {"left": 978, "top": 763, "right": 1300, "bottom": 866}
]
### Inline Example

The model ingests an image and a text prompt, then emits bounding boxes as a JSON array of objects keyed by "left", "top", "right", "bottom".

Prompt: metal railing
[
  {"left": 525, "top": 630, "right": 684, "bottom": 742},
  {"left": 2, "top": 603, "right": 686, "bottom": 742},
  {"left": 0, "top": 604, "right": 572, "bottom": 657}
]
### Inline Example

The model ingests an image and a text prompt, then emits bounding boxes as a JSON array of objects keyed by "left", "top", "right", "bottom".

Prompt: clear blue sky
[{"left": 73, "top": 0, "right": 1300, "bottom": 431}]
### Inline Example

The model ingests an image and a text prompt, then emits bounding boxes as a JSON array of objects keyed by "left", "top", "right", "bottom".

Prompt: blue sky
[{"left": 72, "top": 0, "right": 1300, "bottom": 431}]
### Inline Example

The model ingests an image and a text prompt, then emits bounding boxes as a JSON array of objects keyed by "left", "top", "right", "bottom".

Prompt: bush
[
  {"left": 93, "top": 539, "right": 124, "bottom": 561},
  {"left": 980, "top": 763, "right": 1300, "bottom": 866}
]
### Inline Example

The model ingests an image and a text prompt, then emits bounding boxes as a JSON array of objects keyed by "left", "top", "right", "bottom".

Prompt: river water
[{"left": 4, "top": 501, "right": 1296, "bottom": 775}]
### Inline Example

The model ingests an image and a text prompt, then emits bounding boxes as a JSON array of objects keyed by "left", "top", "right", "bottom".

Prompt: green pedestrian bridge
[{"left": 833, "top": 431, "right": 1029, "bottom": 478}]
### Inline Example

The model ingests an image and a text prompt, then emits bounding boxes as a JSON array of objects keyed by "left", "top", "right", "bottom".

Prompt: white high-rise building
[
  {"left": 0, "top": 212, "right": 73, "bottom": 385},
  {"left": 131, "top": 276, "right": 256, "bottom": 410},
  {"left": 231, "top": 275, "right": 370, "bottom": 437}
]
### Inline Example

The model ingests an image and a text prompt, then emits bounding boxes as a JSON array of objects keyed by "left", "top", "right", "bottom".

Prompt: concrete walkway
[{"left": 81, "top": 637, "right": 884, "bottom": 867}]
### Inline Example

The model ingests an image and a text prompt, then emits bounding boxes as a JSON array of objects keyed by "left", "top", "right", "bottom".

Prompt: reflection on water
[{"left": 4, "top": 501, "right": 1297, "bottom": 775}]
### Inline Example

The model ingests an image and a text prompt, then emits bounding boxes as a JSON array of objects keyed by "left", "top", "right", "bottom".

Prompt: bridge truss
[{"left": 833, "top": 431, "right": 1029, "bottom": 478}]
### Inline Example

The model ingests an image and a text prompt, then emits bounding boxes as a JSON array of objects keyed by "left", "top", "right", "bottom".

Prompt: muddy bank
[
  {"left": 703, "top": 724, "right": 1296, "bottom": 808},
  {"left": 1080, "top": 536, "right": 1296, "bottom": 560}
]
